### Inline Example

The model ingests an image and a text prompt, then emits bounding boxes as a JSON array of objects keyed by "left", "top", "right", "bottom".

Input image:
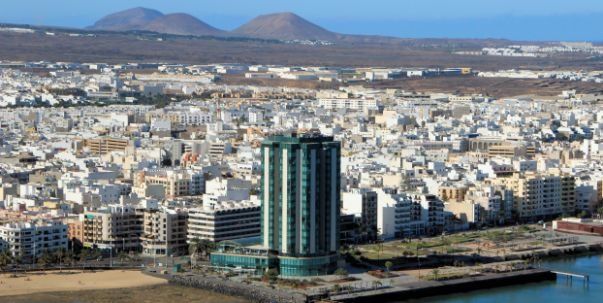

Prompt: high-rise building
[
  {"left": 211, "top": 133, "right": 341, "bottom": 276},
  {"left": 261, "top": 133, "right": 341, "bottom": 276}
]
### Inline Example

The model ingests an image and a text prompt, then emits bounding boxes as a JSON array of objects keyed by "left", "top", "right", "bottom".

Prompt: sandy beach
[{"left": 0, "top": 270, "right": 167, "bottom": 297}]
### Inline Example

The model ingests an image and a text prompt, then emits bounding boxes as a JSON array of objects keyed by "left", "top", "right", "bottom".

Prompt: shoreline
[
  {"left": 330, "top": 269, "right": 556, "bottom": 303},
  {"left": 1, "top": 247, "right": 599, "bottom": 302},
  {"left": 161, "top": 247, "right": 603, "bottom": 303}
]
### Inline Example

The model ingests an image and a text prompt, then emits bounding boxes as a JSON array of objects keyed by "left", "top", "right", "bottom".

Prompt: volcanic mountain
[
  {"left": 89, "top": 8, "right": 404, "bottom": 43},
  {"left": 142, "top": 13, "right": 224, "bottom": 36},
  {"left": 89, "top": 7, "right": 164, "bottom": 31},
  {"left": 89, "top": 7, "right": 224, "bottom": 36},
  {"left": 232, "top": 12, "right": 337, "bottom": 41}
]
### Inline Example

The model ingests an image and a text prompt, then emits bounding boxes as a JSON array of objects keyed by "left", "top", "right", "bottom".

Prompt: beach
[
  {"left": 2, "top": 284, "right": 249, "bottom": 303},
  {"left": 0, "top": 270, "right": 167, "bottom": 297}
]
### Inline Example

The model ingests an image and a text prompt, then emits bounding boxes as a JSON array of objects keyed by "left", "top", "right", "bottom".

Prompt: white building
[
  {"left": 187, "top": 200, "right": 260, "bottom": 242},
  {"left": 376, "top": 190, "right": 444, "bottom": 239},
  {"left": 318, "top": 98, "right": 378, "bottom": 110},
  {"left": 0, "top": 221, "right": 68, "bottom": 259}
]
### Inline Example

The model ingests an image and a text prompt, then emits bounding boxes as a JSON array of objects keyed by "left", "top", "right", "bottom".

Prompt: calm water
[{"left": 406, "top": 255, "right": 603, "bottom": 303}]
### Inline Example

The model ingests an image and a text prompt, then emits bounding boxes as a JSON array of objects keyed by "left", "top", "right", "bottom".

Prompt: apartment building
[
  {"left": 376, "top": 190, "right": 445, "bottom": 239},
  {"left": 415, "top": 194, "right": 446, "bottom": 234},
  {"left": 318, "top": 98, "right": 378, "bottom": 110},
  {"left": 82, "top": 204, "right": 143, "bottom": 251},
  {"left": 0, "top": 220, "right": 68, "bottom": 259},
  {"left": 187, "top": 200, "right": 261, "bottom": 242},
  {"left": 439, "top": 185, "right": 468, "bottom": 202},
  {"left": 141, "top": 208, "right": 188, "bottom": 257},
  {"left": 377, "top": 190, "right": 424, "bottom": 239},
  {"left": 65, "top": 217, "right": 84, "bottom": 246},
  {"left": 84, "top": 137, "right": 129, "bottom": 155},
  {"left": 488, "top": 144, "right": 536, "bottom": 159},
  {"left": 146, "top": 109, "right": 212, "bottom": 126},
  {"left": 509, "top": 173, "right": 576, "bottom": 219},
  {"left": 135, "top": 169, "right": 204, "bottom": 198},
  {"left": 342, "top": 189, "right": 378, "bottom": 241}
]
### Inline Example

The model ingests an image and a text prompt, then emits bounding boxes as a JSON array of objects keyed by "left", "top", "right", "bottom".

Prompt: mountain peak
[
  {"left": 233, "top": 12, "right": 336, "bottom": 41},
  {"left": 90, "top": 7, "right": 163, "bottom": 31},
  {"left": 90, "top": 8, "right": 339, "bottom": 41},
  {"left": 142, "top": 13, "right": 224, "bottom": 36},
  {"left": 89, "top": 8, "right": 223, "bottom": 36}
]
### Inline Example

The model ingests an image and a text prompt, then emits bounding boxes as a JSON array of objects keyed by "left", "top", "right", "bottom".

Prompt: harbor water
[{"left": 406, "top": 255, "right": 603, "bottom": 303}]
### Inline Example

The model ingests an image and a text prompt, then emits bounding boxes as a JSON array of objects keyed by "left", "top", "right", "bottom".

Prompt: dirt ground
[
  {"left": 0, "top": 270, "right": 166, "bottom": 297},
  {"left": 2, "top": 284, "right": 248, "bottom": 303}
]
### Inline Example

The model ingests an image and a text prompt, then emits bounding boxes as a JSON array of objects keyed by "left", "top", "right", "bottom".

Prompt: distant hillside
[
  {"left": 87, "top": 8, "right": 514, "bottom": 47},
  {"left": 141, "top": 13, "right": 224, "bottom": 36},
  {"left": 232, "top": 12, "right": 337, "bottom": 41},
  {"left": 89, "top": 8, "right": 224, "bottom": 37},
  {"left": 89, "top": 7, "right": 163, "bottom": 31}
]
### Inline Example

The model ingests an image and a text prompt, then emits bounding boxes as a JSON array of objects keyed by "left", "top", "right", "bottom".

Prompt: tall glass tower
[
  {"left": 261, "top": 133, "right": 341, "bottom": 276},
  {"left": 210, "top": 132, "right": 341, "bottom": 277}
]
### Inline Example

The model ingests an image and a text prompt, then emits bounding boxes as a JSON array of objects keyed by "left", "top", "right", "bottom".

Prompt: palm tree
[
  {"left": 440, "top": 238, "right": 451, "bottom": 255},
  {"left": 0, "top": 252, "right": 14, "bottom": 270},
  {"left": 189, "top": 238, "right": 215, "bottom": 266},
  {"left": 118, "top": 252, "right": 130, "bottom": 263},
  {"left": 372, "top": 280, "right": 383, "bottom": 289},
  {"left": 432, "top": 269, "right": 440, "bottom": 280},
  {"left": 36, "top": 252, "right": 54, "bottom": 268},
  {"left": 385, "top": 261, "right": 393, "bottom": 273}
]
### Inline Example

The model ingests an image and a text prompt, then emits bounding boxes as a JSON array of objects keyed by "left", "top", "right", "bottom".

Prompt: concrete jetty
[{"left": 330, "top": 269, "right": 556, "bottom": 303}]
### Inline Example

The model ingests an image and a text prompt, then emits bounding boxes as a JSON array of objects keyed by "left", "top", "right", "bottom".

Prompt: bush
[
  {"left": 334, "top": 268, "right": 348, "bottom": 277},
  {"left": 263, "top": 268, "right": 279, "bottom": 284}
]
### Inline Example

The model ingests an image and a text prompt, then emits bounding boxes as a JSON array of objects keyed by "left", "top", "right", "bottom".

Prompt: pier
[
  {"left": 329, "top": 269, "right": 556, "bottom": 303},
  {"left": 550, "top": 271, "right": 590, "bottom": 287}
]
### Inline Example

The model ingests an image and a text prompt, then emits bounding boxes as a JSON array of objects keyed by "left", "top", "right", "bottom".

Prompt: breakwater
[{"left": 166, "top": 274, "right": 307, "bottom": 303}]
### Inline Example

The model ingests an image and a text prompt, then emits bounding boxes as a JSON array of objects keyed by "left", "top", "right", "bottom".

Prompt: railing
[{"left": 550, "top": 270, "right": 590, "bottom": 287}]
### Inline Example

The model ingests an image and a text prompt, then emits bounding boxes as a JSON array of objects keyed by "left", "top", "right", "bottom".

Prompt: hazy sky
[{"left": 1, "top": 0, "right": 602, "bottom": 41}]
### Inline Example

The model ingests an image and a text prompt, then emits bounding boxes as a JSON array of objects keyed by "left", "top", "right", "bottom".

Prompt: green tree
[
  {"left": 384, "top": 261, "right": 394, "bottom": 273},
  {"left": 263, "top": 268, "right": 279, "bottom": 284},
  {"left": 432, "top": 269, "right": 440, "bottom": 280},
  {"left": 331, "top": 284, "right": 342, "bottom": 293},
  {"left": 118, "top": 252, "right": 131, "bottom": 263},
  {"left": 334, "top": 267, "right": 348, "bottom": 278},
  {"left": 36, "top": 253, "right": 54, "bottom": 268},
  {"left": 0, "top": 252, "right": 14, "bottom": 270},
  {"left": 189, "top": 238, "right": 216, "bottom": 261}
]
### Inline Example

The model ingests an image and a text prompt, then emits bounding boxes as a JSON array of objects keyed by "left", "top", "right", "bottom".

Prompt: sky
[{"left": 1, "top": 0, "right": 602, "bottom": 41}]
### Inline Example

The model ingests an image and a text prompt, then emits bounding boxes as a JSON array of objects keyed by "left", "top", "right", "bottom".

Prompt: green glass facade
[
  {"left": 278, "top": 254, "right": 339, "bottom": 277},
  {"left": 261, "top": 134, "right": 341, "bottom": 258},
  {"left": 211, "top": 133, "right": 341, "bottom": 277}
]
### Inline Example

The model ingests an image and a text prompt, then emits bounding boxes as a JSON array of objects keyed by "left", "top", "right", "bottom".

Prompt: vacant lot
[{"left": 371, "top": 77, "right": 603, "bottom": 98}]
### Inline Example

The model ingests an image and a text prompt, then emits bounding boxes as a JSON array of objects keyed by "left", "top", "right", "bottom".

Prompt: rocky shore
[{"left": 165, "top": 274, "right": 307, "bottom": 303}]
